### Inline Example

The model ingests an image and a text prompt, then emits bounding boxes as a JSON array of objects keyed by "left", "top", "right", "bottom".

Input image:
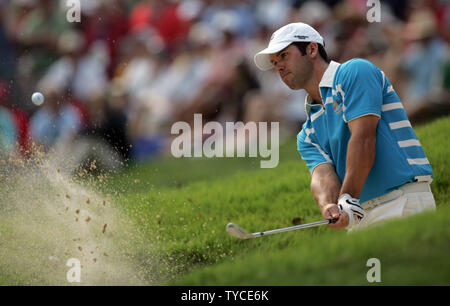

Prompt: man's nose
[{"left": 275, "top": 62, "right": 284, "bottom": 73}]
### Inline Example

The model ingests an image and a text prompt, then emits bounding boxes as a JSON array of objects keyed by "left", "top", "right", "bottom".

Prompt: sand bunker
[{"left": 0, "top": 148, "right": 154, "bottom": 285}]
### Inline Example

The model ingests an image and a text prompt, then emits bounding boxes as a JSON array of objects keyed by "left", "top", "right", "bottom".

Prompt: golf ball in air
[{"left": 31, "top": 92, "right": 44, "bottom": 106}]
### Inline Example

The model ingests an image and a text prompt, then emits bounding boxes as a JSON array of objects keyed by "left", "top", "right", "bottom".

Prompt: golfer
[{"left": 254, "top": 23, "right": 436, "bottom": 231}]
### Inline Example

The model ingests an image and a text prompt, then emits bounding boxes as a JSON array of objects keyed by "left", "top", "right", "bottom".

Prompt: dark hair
[{"left": 293, "top": 42, "right": 330, "bottom": 63}]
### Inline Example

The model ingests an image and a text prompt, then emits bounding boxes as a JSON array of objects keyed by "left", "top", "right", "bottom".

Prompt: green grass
[
  {"left": 174, "top": 207, "right": 450, "bottom": 285},
  {"left": 1, "top": 116, "right": 449, "bottom": 285}
]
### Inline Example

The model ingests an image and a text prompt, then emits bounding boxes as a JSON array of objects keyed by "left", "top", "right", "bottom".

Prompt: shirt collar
[
  {"left": 319, "top": 60, "right": 340, "bottom": 88},
  {"left": 304, "top": 61, "right": 340, "bottom": 119}
]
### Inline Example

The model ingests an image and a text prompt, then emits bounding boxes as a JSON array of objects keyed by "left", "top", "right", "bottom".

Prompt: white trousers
[{"left": 349, "top": 182, "right": 436, "bottom": 232}]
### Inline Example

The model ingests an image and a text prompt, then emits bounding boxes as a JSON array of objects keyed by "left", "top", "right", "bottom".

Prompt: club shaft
[{"left": 251, "top": 219, "right": 331, "bottom": 237}]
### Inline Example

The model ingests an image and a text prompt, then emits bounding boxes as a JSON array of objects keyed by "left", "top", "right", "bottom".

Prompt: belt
[{"left": 361, "top": 182, "right": 431, "bottom": 210}]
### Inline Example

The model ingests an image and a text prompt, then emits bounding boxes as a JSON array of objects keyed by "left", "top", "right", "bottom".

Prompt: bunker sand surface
[{"left": 0, "top": 149, "right": 159, "bottom": 285}]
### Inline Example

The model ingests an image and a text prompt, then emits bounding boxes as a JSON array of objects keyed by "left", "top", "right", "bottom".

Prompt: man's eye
[{"left": 281, "top": 53, "right": 287, "bottom": 59}]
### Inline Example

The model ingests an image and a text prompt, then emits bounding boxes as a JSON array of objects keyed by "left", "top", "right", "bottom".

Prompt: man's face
[{"left": 269, "top": 44, "right": 313, "bottom": 90}]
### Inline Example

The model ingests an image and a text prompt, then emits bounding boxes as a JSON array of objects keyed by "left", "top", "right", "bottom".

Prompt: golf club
[{"left": 226, "top": 218, "right": 338, "bottom": 239}]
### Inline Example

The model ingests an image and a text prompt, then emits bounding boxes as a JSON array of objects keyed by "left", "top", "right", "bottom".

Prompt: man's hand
[
  {"left": 321, "top": 203, "right": 349, "bottom": 229},
  {"left": 337, "top": 194, "right": 365, "bottom": 228}
]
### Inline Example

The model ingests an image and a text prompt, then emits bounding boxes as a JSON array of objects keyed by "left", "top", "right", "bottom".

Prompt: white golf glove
[{"left": 338, "top": 194, "right": 365, "bottom": 228}]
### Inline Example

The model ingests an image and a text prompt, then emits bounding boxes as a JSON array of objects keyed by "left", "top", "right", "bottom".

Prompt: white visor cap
[{"left": 254, "top": 22, "right": 324, "bottom": 71}]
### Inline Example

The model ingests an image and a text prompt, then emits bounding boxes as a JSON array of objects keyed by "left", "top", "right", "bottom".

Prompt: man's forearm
[
  {"left": 340, "top": 133, "right": 376, "bottom": 199},
  {"left": 311, "top": 164, "right": 342, "bottom": 211}
]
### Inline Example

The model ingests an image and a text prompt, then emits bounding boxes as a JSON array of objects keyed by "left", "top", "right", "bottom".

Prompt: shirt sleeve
[
  {"left": 297, "top": 127, "right": 333, "bottom": 175},
  {"left": 338, "top": 59, "right": 384, "bottom": 122}
]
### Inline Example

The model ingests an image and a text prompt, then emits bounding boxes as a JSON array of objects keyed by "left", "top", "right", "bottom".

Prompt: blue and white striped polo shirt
[{"left": 297, "top": 58, "right": 433, "bottom": 203}]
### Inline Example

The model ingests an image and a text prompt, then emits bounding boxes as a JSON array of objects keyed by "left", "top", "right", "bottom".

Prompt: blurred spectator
[
  {"left": 29, "top": 82, "right": 82, "bottom": 150},
  {"left": 4, "top": 0, "right": 72, "bottom": 75},
  {"left": 112, "top": 29, "right": 168, "bottom": 161},
  {"left": 129, "top": 0, "right": 191, "bottom": 53},
  {"left": 401, "top": 8, "right": 450, "bottom": 120},
  {"left": 0, "top": 79, "right": 30, "bottom": 154},
  {"left": 0, "top": 105, "right": 17, "bottom": 156},
  {"left": 0, "top": 3, "right": 16, "bottom": 80},
  {"left": 85, "top": 84, "right": 131, "bottom": 162},
  {"left": 80, "top": 0, "right": 129, "bottom": 76},
  {"left": 127, "top": 87, "right": 168, "bottom": 161},
  {"left": 71, "top": 87, "right": 130, "bottom": 173},
  {"left": 254, "top": 0, "right": 293, "bottom": 29},
  {"left": 72, "top": 40, "right": 110, "bottom": 103}
]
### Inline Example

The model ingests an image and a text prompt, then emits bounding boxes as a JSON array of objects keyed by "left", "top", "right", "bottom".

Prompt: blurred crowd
[{"left": 0, "top": 0, "right": 449, "bottom": 169}]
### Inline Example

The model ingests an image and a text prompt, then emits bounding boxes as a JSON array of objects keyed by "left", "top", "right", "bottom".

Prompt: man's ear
[{"left": 307, "top": 42, "right": 318, "bottom": 58}]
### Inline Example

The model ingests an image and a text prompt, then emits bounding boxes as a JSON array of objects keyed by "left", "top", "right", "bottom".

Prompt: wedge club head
[{"left": 226, "top": 222, "right": 254, "bottom": 239}]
